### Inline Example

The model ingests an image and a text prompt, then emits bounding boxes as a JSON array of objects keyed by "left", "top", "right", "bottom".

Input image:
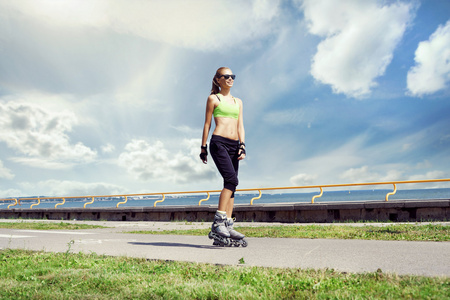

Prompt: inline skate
[
  {"left": 226, "top": 218, "right": 248, "bottom": 247},
  {"left": 208, "top": 212, "right": 231, "bottom": 246}
]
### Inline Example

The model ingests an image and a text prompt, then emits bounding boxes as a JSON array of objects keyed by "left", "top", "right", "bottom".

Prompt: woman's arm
[
  {"left": 200, "top": 95, "right": 216, "bottom": 163},
  {"left": 237, "top": 98, "right": 246, "bottom": 160}
]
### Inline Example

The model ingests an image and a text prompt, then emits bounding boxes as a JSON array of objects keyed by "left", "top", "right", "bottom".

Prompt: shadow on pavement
[{"left": 128, "top": 242, "right": 222, "bottom": 249}]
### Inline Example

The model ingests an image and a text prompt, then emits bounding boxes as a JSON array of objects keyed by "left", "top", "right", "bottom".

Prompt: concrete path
[{"left": 0, "top": 219, "right": 449, "bottom": 277}]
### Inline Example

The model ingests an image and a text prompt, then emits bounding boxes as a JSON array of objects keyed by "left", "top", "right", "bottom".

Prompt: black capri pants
[{"left": 210, "top": 135, "right": 240, "bottom": 196}]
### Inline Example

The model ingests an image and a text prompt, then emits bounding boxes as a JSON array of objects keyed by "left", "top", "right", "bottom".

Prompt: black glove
[
  {"left": 199, "top": 145, "right": 208, "bottom": 161},
  {"left": 238, "top": 143, "right": 246, "bottom": 157}
]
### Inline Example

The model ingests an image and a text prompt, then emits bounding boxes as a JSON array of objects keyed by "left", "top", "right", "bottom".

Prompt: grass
[
  {"left": 0, "top": 222, "right": 448, "bottom": 298},
  {"left": 128, "top": 223, "right": 450, "bottom": 242},
  {"left": 0, "top": 249, "right": 448, "bottom": 299},
  {"left": 0, "top": 221, "right": 107, "bottom": 230},
  {"left": 1, "top": 221, "right": 447, "bottom": 241}
]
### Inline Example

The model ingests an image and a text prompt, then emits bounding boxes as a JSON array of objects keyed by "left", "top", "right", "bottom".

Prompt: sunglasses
[{"left": 218, "top": 74, "right": 236, "bottom": 80}]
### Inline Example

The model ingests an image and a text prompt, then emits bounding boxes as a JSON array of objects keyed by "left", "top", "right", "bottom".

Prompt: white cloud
[
  {"left": 289, "top": 135, "right": 368, "bottom": 184},
  {"left": 340, "top": 165, "right": 375, "bottom": 182},
  {"left": 101, "top": 143, "right": 115, "bottom": 154},
  {"left": 0, "top": 188, "right": 22, "bottom": 198},
  {"left": 0, "top": 100, "right": 97, "bottom": 168},
  {"left": 407, "top": 20, "right": 450, "bottom": 96},
  {"left": 118, "top": 138, "right": 216, "bottom": 184},
  {"left": 0, "top": 160, "right": 14, "bottom": 180},
  {"left": 3, "top": 0, "right": 281, "bottom": 52},
  {"left": 301, "top": 0, "right": 414, "bottom": 97},
  {"left": 287, "top": 123, "right": 450, "bottom": 188},
  {"left": 264, "top": 108, "right": 311, "bottom": 126},
  {"left": 19, "top": 180, "right": 128, "bottom": 197},
  {"left": 290, "top": 173, "right": 318, "bottom": 186},
  {"left": 409, "top": 171, "right": 446, "bottom": 181},
  {"left": 340, "top": 166, "right": 448, "bottom": 189},
  {"left": 238, "top": 21, "right": 316, "bottom": 113},
  {"left": 263, "top": 102, "right": 318, "bottom": 127},
  {"left": 118, "top": 139, "right": 170, "bottom": 181},
  {"left": 170, "top": 125, "right": 199, "bottom": 135},
  {"left": 8, "top": 157, "right": 76, "bottom": 170},
  {"left": 339, "top": 165, "right": 405, "bottom": 184}
]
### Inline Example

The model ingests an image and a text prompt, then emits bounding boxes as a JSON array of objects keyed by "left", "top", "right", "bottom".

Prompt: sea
[{"left": 1, "top": 188, "right": 449, "bottom": 209}]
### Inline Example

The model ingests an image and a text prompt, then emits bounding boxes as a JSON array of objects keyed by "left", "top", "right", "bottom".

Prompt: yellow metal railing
[
  {"left": 84, "top": 197, "right": 95, "bottom": 208},
  {"left": 7, "top": 198, "right": 18, "bottom": 209},
  {"left": 311, "top": 187, "right": 324, "bottom": 204},
  {"left": 55, "top": 198, "right": 66, "bottom": 208},
  {"left": 116, "top": 196, "right": 128, "bottom": 208},
  {"left": 30, "top": 198, "right": 41, "bottom": 209},
  {"left": 153, "top": 194, "right": 166, "bottom": 207},
  {"left": 0, "top": 178, "right": 449, "bottom": 209},
  {"left": 198, "top": 192, "right": 210, "bottom": 206},
  {"left": 250, "top": 190, "right": 262, "bottom": 205}
]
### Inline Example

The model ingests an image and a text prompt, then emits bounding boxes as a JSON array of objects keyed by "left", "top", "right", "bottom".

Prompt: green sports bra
[{"left": 213, "top": 93, "right": 239, "bottom": 120}]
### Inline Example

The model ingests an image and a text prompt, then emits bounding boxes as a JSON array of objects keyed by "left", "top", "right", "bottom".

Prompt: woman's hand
[
  {"left": 238, "top": 146, "right": 246, "bottom": 161},
  {"left": 200, "top": 146, "right": 208, "bottom": 164}
]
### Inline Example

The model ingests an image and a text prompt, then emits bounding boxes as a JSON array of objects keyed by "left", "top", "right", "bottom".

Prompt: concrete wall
[{"left": 0, "top": 200, "right": 448, "bottom": 222}]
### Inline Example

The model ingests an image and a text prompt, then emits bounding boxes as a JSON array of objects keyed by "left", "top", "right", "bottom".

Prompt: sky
[{"left": 0, "top": 0, "right": 449, "bottom": 198}]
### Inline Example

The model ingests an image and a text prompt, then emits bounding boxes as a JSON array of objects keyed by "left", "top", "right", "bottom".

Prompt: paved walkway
[{"left": 0, "top": 219, "right": 449, "bottom": 277}]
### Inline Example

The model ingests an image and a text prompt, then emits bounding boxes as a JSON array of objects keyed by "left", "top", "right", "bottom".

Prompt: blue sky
[{"left": 0, "top": 0, "right": 449, "bottom": 198}]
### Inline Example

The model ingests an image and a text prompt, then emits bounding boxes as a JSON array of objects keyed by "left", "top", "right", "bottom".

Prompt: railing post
[
  {"left": 7, "top": 198, "right": 17, "bottom": 209},
  {"left": 198, "top": 192, "right": 210, "bottom": 206},
  {"left": 30, "top": 198, "right": 41, "bottom": 209},
  {"left": 116, "top": 196, "right": 128, "bottom": 208},
  {"left": 385, "top": 184, "right": 397, "bottom": 201},
  {"left": 311, "top": 187, "right": 324, "bottom": 203},
  {"left": 84, "top": 197, "right": 95, "bottom": 208},
  {"left": 250, "top": 190, "right": 262, "bottom": 205},
  {"left": 55, "top": 198, "right": 66, "bottom": 208},
  {"left": 153, "top": 194, "right": 166, "bottom": 207}
]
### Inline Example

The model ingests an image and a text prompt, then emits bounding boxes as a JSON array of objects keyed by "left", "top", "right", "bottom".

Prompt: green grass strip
[
  {"left": 0, "top": 249, "right": 448, "bottom": 299},
  {"left": 128, "top": 224, "right": 450, "bottom": 242},
  {"left": 0, "top": 221, "right": 107, "bottom": 230}
]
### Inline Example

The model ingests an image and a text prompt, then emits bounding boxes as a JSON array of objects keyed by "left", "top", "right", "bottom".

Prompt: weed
[{"left": 65, "top": 240, "right": 74, "bottom": 255}]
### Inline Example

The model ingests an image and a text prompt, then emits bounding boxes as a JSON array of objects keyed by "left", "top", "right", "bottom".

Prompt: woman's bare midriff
[{"left": 213, "top": 117, "right": 239, "bottom": 140}]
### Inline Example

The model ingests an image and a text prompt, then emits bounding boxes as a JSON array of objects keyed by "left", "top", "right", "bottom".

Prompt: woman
[{"left": 200, "top": 67, "right": 246, "bottom": 245}]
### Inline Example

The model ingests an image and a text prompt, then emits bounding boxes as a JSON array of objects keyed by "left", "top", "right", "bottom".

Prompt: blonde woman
[{"left": 200, "top": 67, "right": 247, "bottom": 247}]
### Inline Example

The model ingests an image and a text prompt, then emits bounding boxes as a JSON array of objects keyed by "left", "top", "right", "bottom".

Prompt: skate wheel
[
  {"left": 241, "top": 239, "right": 248, "bottom": 247},
  {"left": 223, "top": 238, "right": 231, "bottom": 246},
  {"left": 208, "top": 231, "right": 214, "bottom": 240}
]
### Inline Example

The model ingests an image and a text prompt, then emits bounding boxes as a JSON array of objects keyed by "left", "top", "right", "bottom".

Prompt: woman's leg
[
  {"left": 210, "top": 135, "right": 240, "bottom": 241},
  {"left": 218, "top": 189, "right": 235, "bottom": 218},
  {"left": 218, "top": 188, "right": 234, "bottom": 214},
  {"left": 224, "top": 193, "right": 244, "bottom": 240},
  {"left": 210, "top": 136, "right": 239, "bottom": 218},
  {"left": 226, "top": 195, "right": 234, "bottom": 218}
]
